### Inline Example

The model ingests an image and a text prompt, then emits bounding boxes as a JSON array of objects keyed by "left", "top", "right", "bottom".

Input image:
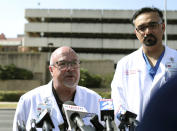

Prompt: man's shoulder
[
  {"left": 166, "top": 46, "right": 177, "bottom": 54},
  {"left": 20, "top": 84, "right": 49, "bottom": 101},
  {"left": 118, "top": 48, "right": 141, "bottom": 64},
  {"left": 165, "top": 46, "right": 177, "bottom": 60},
  {"left": 77, "top": 86, "right": 101, "bottom": 97}
]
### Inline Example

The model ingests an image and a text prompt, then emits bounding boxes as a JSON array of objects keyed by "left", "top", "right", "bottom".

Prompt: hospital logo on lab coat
[{"left": 125, "top": 69, "right": 140, "bottom": 76}]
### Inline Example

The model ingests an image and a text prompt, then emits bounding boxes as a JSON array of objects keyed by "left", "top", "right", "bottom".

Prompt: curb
[
  {"left": 0, "top": 102, "right": 17, "bottom": 109},
  {"left": 0, "top": 108, "right": 16, "bottom": 110},
  {"left": 0, "top": 102, "right": 18, "bottom": 104}
]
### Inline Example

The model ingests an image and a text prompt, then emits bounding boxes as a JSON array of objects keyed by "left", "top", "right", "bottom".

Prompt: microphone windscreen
[
  {"left": 99, "top": 99, "right": 114, "bottom": 121},
  {"left": 62, "top": 101, "right": 75, "bottom": 115},
  {"left": 64, "top": 101, "right": 75, "bottom": 105}
]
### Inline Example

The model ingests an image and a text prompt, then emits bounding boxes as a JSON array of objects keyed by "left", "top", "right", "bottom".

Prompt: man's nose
[
  {"left": 144, "top": 26, "right": 153, "bottom": 34},
  {"left": 65, "top": 63, "right": 73, "bottom": 71}
]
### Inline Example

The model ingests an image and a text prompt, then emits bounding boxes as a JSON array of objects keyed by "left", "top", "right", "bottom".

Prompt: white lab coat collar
[
  {"left": 43, "top": 80, "right": 65, "bottom": 127},
  {"left": 74, "top": 86, "right": 88, "bottom": 108},
  {"left": 45, "top": 81, "right": 86, "bottom": 127}
]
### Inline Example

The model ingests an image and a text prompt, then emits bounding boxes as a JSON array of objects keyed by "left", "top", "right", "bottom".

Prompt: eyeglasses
[
  {"left": 136, "top": 21, "right": 162, "bottom": 34},
  {"left": 52, "top": 60, "right": 81, "bottom": 70}
]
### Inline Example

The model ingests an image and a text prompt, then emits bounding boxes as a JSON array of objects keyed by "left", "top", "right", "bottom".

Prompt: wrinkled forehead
[{"left": 54, "top": 50, "right": 78, "bottom": 62}]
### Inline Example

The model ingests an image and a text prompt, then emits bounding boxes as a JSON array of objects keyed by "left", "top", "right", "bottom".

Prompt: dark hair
[{"left": 131, "top": 7, "right": 164, "bottom": 25}]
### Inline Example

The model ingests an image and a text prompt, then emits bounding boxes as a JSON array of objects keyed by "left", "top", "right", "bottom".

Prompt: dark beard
[{"left": 143, "top": 34, "right": 157, "bottom": 46}]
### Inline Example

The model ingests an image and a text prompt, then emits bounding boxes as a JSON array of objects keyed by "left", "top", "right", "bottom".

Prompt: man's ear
[
  {"left": 134, "top": 29, "right": 136, "bottom": 34},
  {"left": 134, "top": 29, "right": 138, "bottom": 37},
  {"left": 162, "top": 23, "right": 165, "bottom": 32},
  {"left": 49, "top": 66, "right": 54, "bottom": 76}
]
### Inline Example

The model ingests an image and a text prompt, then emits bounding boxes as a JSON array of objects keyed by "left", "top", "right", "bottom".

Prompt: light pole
[
  {"left": 48, "top": 43, "right": 54, "bottom": 60},
  {"left": 164, "top": 0, "right": 167, "bottom": 45}
]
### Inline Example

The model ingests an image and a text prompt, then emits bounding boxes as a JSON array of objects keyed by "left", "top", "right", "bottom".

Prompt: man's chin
[
  {"left": 143, "top": 36, "right": 157, "bottom": 47},
  {"left": 64, "top": 82, "right": 77, "bottom": 89}
]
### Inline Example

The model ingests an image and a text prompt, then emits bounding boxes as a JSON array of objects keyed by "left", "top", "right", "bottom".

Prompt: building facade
[
  {"left": 0, "top": 33, "right": 22, "bottom": 52},
  {"left": 24, "top": 9, "right": 177, "bottom": 63}
]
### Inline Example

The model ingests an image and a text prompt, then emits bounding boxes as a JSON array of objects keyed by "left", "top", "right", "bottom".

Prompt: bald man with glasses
[
  {"left": 13, "top": 46, "right": 102, "bottom": 131},
  {"left": 111, "top": 7, "right": 177, "bottom": 127}
]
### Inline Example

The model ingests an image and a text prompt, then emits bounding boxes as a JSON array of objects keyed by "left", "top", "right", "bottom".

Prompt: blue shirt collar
[{"left": 142, "top": 49, "right": 165, "bottom": 80}]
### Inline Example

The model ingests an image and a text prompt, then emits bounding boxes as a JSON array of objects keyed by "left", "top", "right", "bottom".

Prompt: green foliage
[
  {"left": 0, "top": 64, "right": 33, "bottom": 80},
  {"left": 0, "top": 90, "right": 111, "bottom": 102},
  {"left": 97, "top": 91, "right": 111, "bottom": 99},
  {"left": 0, "top": 91, "right": 26, "bottom": 102},
  {"left": 101, "top": 73, "right": 114, "bottom": 88},
  {"left": 79, "top": 68, "right": 102, "bottom": 88},
  {"left": 0, "top": 67, "right": 113, "bottom": 101}
]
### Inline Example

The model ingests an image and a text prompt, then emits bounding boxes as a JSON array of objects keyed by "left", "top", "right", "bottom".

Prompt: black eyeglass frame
[
  {"left": 51, "top": 60, "right": 81, "bottom": 70},
  {"left": 135, "top": 21, "right": 163, "bottom": 34}
]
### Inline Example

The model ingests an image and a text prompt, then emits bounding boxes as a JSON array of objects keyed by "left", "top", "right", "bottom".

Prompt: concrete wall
[
  {"left": 25, "top": 9, "right": 135, "bottom": 19},
  {"left": 25, "top": 23, "right": 136, "bottom": 34},
  {"left": 24, "top": 37, "right": 141, "bottom": 49},
  {"left": 0, "top": 52, "right": 115, "bottom": 86},
  {"left": 0, "top": 80, "right": 41, "bottom": 91},
  {"left": 80, "top": 60, "right": 114, "bottom": 76},
  {"left": 0, "top": 52, "right": 48, "bottom": 84},
  {"left": 25, "top": 22, "right": 177, "bottom": 35}
]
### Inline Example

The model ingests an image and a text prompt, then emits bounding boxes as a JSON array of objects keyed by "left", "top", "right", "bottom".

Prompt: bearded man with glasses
[
  {"left": 111, "top": 7, "right": 177, "bottom": 128},
  {"left": 13, "top": 46, "right": 102, "bottom": 131}
]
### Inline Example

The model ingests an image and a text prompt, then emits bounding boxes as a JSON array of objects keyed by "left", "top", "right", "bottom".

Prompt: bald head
[
  {"left": 50, "top": 46, "right": 78, "bottom": 66},
  {"left": 49, "top": 46, "right": 80, "bottom": 90}
]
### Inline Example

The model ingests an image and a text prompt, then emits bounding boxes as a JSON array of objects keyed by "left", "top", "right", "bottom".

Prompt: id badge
[
  {"left": 37, "top": 97, "right": 53, "bottom": 118},
  {"left": 165, "top": 57, "right": 177, "bottom": 80}
]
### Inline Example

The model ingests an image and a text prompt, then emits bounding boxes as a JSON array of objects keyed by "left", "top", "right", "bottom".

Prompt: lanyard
[{"left": 52, "top": 83, "right": 75, "bottom": 130}]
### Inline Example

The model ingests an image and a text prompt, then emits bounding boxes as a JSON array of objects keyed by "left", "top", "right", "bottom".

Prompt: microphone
[
  {"left": 17, "top": 120, "right": 26, "bottom": 131},
  {"left": 30, "top": 119, "right": 37, "bottom": 131},
  {"left": 90, "top": 114, "right": 104, "bottom": 131},
  {"left": 35, "top": 109, "right": 55, "bottom": 131},
  {"left": 62, "top": 101, "right": 95, "bottom": 131},
  {"left": 99, "top": 99, "right": 114, "bottom": 131},
  {"left": 117, "top": 110, "right": 139, "bottom": 131},
  {"left": 58, "top": 123, "right": 65, "bottom": 131}
]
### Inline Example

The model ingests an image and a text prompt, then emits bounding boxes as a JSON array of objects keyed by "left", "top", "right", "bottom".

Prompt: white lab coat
[
  {"left": 13, "top": 80, "right": 102, "bottom": 131},
  {"left": 111, "top": 45, "right": 177, "bottom": 123}
]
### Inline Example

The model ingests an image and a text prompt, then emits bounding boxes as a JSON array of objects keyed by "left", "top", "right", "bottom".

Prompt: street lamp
[
  {"left": 164, "top": 0, "right": 167, "bottom": 45},
  {"left": 48, "top": 43, "right": 54, "bottom": 60}
]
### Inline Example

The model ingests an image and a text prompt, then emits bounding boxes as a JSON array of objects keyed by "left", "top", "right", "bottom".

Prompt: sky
[{"left": 0, "top": 0, "right": 176, "bottom": 38}]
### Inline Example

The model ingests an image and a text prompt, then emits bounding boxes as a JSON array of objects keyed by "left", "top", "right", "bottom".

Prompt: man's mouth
[
  {"left": 143, "top": 34, "right": 157, "bottom": 46},
  {"left": 65, "top": 74, "right": 75, "bottom": 79}
]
